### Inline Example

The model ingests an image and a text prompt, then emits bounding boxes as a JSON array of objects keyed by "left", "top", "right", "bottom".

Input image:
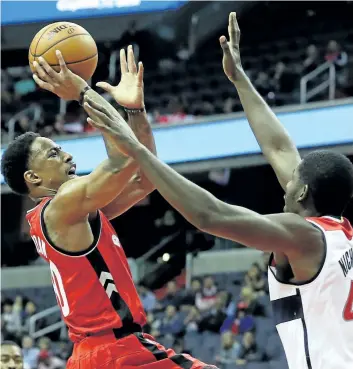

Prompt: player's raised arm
[
  {"left": 220, "top": 13, "right": 301, "bottom": 190},
  {"left": 93, "top": 46, "right": 157, "bottom": 219},
  {"left": 32, "top": 51, "right": 139, "bottom": 222},
  {"left": 83, "top": 99, "right": 323, "bottom": 257}
]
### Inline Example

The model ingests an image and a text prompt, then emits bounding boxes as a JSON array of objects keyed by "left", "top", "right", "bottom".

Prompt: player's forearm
[
  {"left": 131, "top": 144, "right": 221, "bottom": 229},
  {"left": 233, "top": 69, "right": 296, "bottom": 153}
]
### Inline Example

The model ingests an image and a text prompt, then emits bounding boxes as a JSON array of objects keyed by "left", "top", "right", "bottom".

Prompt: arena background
[{"left": 1, "top": 1, "right": 353, "bottom": 369}]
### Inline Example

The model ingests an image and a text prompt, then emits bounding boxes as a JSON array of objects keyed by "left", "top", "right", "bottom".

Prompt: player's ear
[
  {"left": 297, "top": 184, "right": 309, "bottom": 203},
  {"left": 24, "top": 170, "right": 42, "bottom": 186}
]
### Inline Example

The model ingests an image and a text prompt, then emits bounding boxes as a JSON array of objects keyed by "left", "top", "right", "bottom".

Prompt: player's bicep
[{"left": 266, "top": 148, "right": 301, "bottom": 190}]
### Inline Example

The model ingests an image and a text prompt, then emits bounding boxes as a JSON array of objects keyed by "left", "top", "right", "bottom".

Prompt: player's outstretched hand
[
  {"left": 32, "top": 50, "right": 88, "bottom": 101},
  {"left": 83, "top": 96, "right": 140, "bottom": 157},
  {"left": 220, "top": 12, "right": 243, "bottom": 83},
  {"left": 96, "top": 45, "right": 144, "bottom": 109}
]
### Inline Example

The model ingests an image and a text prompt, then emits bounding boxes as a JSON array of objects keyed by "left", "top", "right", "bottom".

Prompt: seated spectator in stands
[
  {"left": 325, "top": 40, "right": 348, "bottom": 69},
  {"left": 22, "top": 335, "right": 40, "bottom": 369},
  {"left": 254, "top": 71, "right": 273, "bottom": 96},
  {"left": 155, "top": 97, "right": 193, "bottom": 124},
  {"left": 238, "top": 286, "right": 266, "bottom": 317},
  {"left": 13, "top": 70, "right": 36, "bottom": 99},
  {"left": 195, "top": 276, "right": 218, "bottom": 312},
  {"left": 53, "top": 341, "right": 72, "bottom": 362},
  {"left": 137, "top": 284, "right": 156, "bottom": 312},
  {"left": 144, "top": 312, "right": 161, "bottom": 337},
  {"left": 2, "top": 300, "right": 22, "bottom": 341},
  {"left": 1, "top": 340, "right": 25, "bottom": 369},
  {"left": 173, "top": 338, "right": 192, "bottom": 356},
  {"left": 181, "top": 278, "right": 202, "bottom": 308},
  {"left": 244, "top": 263, "right": 266, "bottom": 296},
  {"left": 273, "top": 61, "right": 298, "bottom": 94},
  {"left": 53, "top": 114, "right": 66, "bottom": 136},
  {"left": 223, "top": 97, "right": 238, "bottom": 114},
  {"left": 159, "top": 280, "right": 183, "bottom": 309},
  {"left": 236, "top": 331, "right": 262, "bottom": 365},
  {"left": 22, "top": 301, "right": 46, "bottom": 334},
  {"left": 184, "top": 306, "right": 201, "bottom": 333},
  {"left": 302, "top": 44, "right": 319, "bottom": 74},
  {"left": 325, "top": 40, "right": 349, "bottom": 87},
  {"left": 198, "top": 293, "right": 227, "bottom": 333},
  {"left": 215, "top": 331, "right": 241, "bottom": 366},
  {"left": 14, "top": 116, "right": 30, "bottom": 138},
  {"left": 159, "top": 305, "right": 184, "bottom": 337},
  {"left": 220, "top": 308, "right": 255, "bottom": 335},
  {"left": 37, "top": 350, "right": 65, "bottom": 369}
]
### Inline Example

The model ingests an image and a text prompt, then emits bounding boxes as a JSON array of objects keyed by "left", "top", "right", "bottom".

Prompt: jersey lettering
[
  {"left": 339, "top": 248, "right": 353, "bottom": 277},
  {"left": 31, "top": 235, "right": 47, "bottom": 258},
  {"left": 50, "top": 261, "right": 70, "bottom": 317},
  {"left": 343, "top": 281, "right": 353, "bottom": 321}
]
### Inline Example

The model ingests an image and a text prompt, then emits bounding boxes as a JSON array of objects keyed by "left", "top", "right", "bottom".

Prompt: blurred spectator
[
  {"left": 302, "top": 44, "right": 319, "bottom": 74},
  {"left": 14, "top": 115, "right": 30, "bottom": 138},
  {"left": 236, "top": 331, "right": 262, "bottom": 365},
  {"left": 221, "top": 308, "right": 255, "bottom": 335},
  {"left": 254, "top": 71, "right": 273, "bottom": 96},
  {"left": 22, "top": 301, "right": 46, "bottom": 334},
  {"left": 53, "top": 341, "right": 72, "bottom": 362},
  {"left": 2, "top": 300, "right": 22, "bottom": 340},
  {"left": 37, "top": 337, "right": 65, "bottom": 369},
  {"left": 215, "top": 331, "right": 241, "bottom": 365},
  {"left": 181, "top": 278, "right": 202, "bottom": 307},
  {"left": 173, "top": 338, "right": 192, "bottom": 355},
  {"left": 273, "top": 61, "right": 298, "bottom": 94},
  {"left": 1, "top": 340, "right": 25, "bottom": 369},
  {"left": 183, "top": 306, "right": 201, "bottom": 333},
  {"left": 238, "top": 286, "right": 266, "bottom": 317},
  {"left": 223, "top": 97, "right": 238, "bottom": 114},
  {"left": 159, "top": 305, "right": 184, "bottom": 337},
  {"left": 325, "top": 40, "right": 348, "bottom": 68},
  {"left": 22, "top": 336, "right": 40, "bottom": 369},
  {"left": 198, "top": 293, "right": 227, "bottom": 333},
  {"left": 13, "top": 70, "right": 36, "bottom": 98},
  {"left": 244, "top": 263, "right": 266, "bottom": 296},
  {"left": 195, "top": 276, "right": 218, "bottom": 312},
  {"left": 160, "top": 281, "right": 183, "bottom": 309},
  {"left": 138, "top": 284, "right": 157, "bottom": 312}
]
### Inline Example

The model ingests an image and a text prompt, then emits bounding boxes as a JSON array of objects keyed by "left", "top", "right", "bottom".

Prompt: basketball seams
[
  {"left": 33, "top": 23, "right": 55, "bottom": 63},
  {"left": 29, "top": 53, "right": 98, "bottom": 68},
  {"left": 31, "top": 33, "right": 94, "bottom": 57}
]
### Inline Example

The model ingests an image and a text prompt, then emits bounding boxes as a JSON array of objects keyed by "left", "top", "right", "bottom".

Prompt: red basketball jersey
[{"left": 26, "top": 197, "right": 146, "bottom": 342}]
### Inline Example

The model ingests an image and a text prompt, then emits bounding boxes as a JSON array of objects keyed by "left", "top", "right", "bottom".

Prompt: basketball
[{"left": 29, "top": 22, "right": 98, "bottom": 81}]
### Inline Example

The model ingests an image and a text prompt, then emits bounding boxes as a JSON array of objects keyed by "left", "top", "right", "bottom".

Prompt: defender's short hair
[
  {"left": 1, "top": 132, "right": 40, "bottom": 195},
  {"left": 299, "top": 150, "right": 353, "bottom": 215},
  {"left": 1, "top": 340, "right": 21, "bottom": 348}
]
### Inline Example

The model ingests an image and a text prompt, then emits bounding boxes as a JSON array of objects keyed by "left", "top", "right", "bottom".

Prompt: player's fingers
[
  {"left": 96, "top": 81, "right": 114, "bottom": 93},
  {"left": 33, "top": 61, "right": 55, "bottom": 84},
  {"left": 228, "top": 12, "right": 236, "bottom": 45},
  {"left": 120, "top": 49, "right": 128, "bottom": 74},
  {"left": 87, "top": 117, "right": 106, "bottom": 130},
  {"left": 84, "top": 101, "right": 110, "bottom": 122},
  {"left": 219, "top": 36, "right": 230, "bottom": 53},
  {"left": 84, "top": 96, "right": 111, "bottom": 117},
  {"left": 38, "top": 57, "right": 59, "bottom": 80},
  {"left": 33, "top": 73, "right": 54, "bottom": 92},
  {"left": 127, "top": 45, "right": 137, "bottom": 74},
  {"left": 56, "top": 50, "right": 69, "bottom": 73},
  {"left": 137, "top": 62, "right": 144, "bottom": 85}
]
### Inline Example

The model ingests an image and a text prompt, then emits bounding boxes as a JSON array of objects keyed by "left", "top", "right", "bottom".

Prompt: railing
[
  {"left": 7, "top": 104, "right": 42, "bottom": 141},
  {"left": 28, "top": 305, "right": 66, "bottom": 339},
  {"left": 300, "top": 61, "right": 336, "bottom": 104}
]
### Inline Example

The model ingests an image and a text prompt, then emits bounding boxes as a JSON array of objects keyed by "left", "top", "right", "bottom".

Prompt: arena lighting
[
  {"left": 56, "top": 0, "right": 142, "bottom": 12},
  {"left": 162, "top": 253, "right": 171, "bottom": 262}
]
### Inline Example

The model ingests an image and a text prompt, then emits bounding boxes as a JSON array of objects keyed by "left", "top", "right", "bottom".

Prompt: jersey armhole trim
[
  {"left": 40, "top": 200, "right": 102, "bottom": 257},
  {"left": 268, "top": 223, "right": 327, "bottom": 287}
]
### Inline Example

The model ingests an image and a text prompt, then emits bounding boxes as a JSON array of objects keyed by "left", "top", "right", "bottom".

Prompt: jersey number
[
  {"left": 50, "top": 261, "right": 70, "bottom": 317},
  {"left": 343, "top": 281, "right": 353, "bottom": 321}
]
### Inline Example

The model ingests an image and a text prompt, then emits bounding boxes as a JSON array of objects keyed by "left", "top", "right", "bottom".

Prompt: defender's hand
[
  {"left": 83, "top": 96, "right": 140, "bottom": 157},
  {"left": 220, "top": 12, "right": 243, "bottom": 83},
  {"left": 96, "top": 45, "right": 144, "bottom": 109},
  {"left": 33, "top": 50, "right": 88, "bottom": 101}
]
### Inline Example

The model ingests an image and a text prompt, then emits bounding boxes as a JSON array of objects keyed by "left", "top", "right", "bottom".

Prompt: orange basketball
[{"left": 29, "top": 22, "right": 98, "bottom": 81}]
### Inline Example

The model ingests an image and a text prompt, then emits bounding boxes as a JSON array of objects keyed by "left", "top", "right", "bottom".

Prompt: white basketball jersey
[{"left": 268, "top": 216, "right": 353, "bottom": 369}]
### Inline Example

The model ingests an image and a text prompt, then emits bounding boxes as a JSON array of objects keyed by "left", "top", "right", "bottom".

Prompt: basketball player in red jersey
[
  {"left": 82, "top": 13, "right": 353, "bottom": 369},
  {"left": 1, "top": 48, "right": 218, "bottom": 369}
]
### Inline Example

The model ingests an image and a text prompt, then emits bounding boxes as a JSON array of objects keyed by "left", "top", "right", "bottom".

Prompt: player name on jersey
[{"left": 339, "top": 248, "right": 353, "bottom": 277}]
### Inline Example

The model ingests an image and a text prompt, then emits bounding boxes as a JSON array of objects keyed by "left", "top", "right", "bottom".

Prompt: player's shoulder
[{"left": 306, "top": 216, "right": 353, "bottom": 240}]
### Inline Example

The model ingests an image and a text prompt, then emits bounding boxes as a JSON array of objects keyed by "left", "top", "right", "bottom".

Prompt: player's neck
[{"left": 29, "top": 186, "right": 57, "bottom": 202}]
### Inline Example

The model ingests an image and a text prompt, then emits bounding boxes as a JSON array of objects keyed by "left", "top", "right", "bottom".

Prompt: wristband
[
  {"left": 78, "top": 86, "right": 92, "bottom": 106},
  {"left": 124, "top": 106, "right": 145, "bottom": 115}
]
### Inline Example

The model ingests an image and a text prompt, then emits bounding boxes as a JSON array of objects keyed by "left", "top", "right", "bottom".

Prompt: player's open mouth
[{"left": 68, "top": 164, "right": 77, "bottom": 176}]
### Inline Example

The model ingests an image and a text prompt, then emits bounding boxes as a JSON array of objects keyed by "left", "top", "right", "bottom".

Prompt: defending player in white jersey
[{"left": 81, "top": 12, "right": 353, "bottom": 369}]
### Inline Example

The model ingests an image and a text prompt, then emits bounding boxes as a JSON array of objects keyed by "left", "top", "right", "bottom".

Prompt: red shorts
[{"left": 66, "top": 331, "right": 218, "bottom": 369}]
